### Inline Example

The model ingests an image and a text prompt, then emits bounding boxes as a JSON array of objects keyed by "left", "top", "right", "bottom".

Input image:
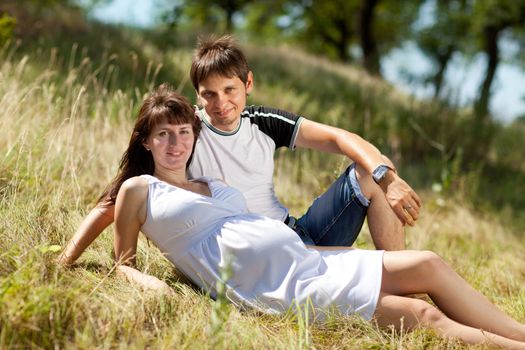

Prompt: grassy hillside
[{"left": 1, "top": 4, "right": 524, "bottom": 349}]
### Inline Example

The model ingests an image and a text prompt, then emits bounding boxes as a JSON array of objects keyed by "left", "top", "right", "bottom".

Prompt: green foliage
[
  {"left": 0, "top": 13, "right": 15, "bottom": 45},
  {"left": 412, "top": 0, "right": 471, "bottom": 97},
  {"left": 166, "top": 0, "right": 255, "bottom": 34},
  {"left": 239, "top": 1, "right": 292, "bottom": 43},
  {"left": 373, "top": 0, "right": 424, "bottom": 52},
  {"left": 291, "top": 0, "right": 360, "bottom": 62},
  {"left": 471, "top": 0, "right": 525, "bottom": 32},
  {"left": 270, "top": 0, "right": 421, "bottom": 69},
  {"left": 403, "top": 0, "right": 525, "bottom": 156}
]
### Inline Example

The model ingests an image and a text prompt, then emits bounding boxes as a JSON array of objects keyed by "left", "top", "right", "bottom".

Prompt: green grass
[{"left": 1, "top": 8, "right": 525, "bottom": 348}]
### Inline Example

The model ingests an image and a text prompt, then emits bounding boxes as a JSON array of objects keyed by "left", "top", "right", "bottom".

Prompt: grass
[{"left": 1, "top": 12, "right": 525, "bottom": 349}]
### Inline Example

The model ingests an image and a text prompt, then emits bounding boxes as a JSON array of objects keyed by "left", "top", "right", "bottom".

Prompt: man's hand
[
  {"left": 377, "top": 170, "right": 422, "bottom": 226},
  {"left": 294, "top": 119, "right": 422, "bottom": 226}
]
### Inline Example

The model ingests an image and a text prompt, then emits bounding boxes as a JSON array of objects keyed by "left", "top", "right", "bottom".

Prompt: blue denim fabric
[{"left": 293, "top": 164, "right": 369, "bottom": 246}]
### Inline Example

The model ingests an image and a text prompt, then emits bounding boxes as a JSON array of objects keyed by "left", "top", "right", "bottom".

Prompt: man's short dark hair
[{"left": 190, "top": 35, "right": 250, "bottom": 90}]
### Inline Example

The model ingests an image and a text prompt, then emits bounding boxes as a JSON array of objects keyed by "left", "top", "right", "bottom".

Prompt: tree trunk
[
  {"left": 475, "top": 25, "right": 501, "bottom": 119},
  {"left": 335, "top": 18, "right": 351, "bottom": 62},
  {"left": 220, "top": 0, "right": 242, "bottom": 33},
  {"left": 360, "top": 0, "right": 380, "bottom": 76},
  {"left": 224, "top": 9, "right": 234, "bottom": 33},
  {"left": 433, "top": 46, "right": 454, "bottom": 98},
  {"left": 468, "top": 24, "right": 502, "bottom": 161}
]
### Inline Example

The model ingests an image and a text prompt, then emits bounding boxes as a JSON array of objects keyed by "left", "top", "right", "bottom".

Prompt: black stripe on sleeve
[{"left": 242, "top": 105, "right": 302, "bottom": 148}]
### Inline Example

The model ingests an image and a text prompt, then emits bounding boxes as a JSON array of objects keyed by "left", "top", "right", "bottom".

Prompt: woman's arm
[
  {"left": 113, "top": 177, "right": 148, "bottom": 265},
  {"left": 58, "top": 204, "right": 115, "bottom": 265},
  {"left": 113, "top": 177, "right": 173, "bottom": 294}
]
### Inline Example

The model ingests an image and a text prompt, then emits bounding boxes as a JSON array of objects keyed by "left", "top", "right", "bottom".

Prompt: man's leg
[
  {"left": 354, "top": 163, "right": 405, "bottom": 250},
  {"left": 294, "top": 163, "right": 404, "bottom": 250},
  {"left": 295, "top": 164, "right": 368, "bottom": 247}
]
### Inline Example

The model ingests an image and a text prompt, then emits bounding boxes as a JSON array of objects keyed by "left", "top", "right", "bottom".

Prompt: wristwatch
[{"left": 372, "top": 165, "right": 394, "bottom": 184}]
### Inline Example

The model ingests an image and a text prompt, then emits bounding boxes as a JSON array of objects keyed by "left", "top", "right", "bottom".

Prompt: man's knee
[
  {"left": 352, "top": 163, "right": 377, "bottom": 200},
  {"left": 346, "top": 164, "right": 370, "bottom": 207}
]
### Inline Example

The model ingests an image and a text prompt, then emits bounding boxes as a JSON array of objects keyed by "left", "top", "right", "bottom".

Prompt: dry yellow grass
[{"left": 1, "top": 39, "right": 523, "bottom": 349}]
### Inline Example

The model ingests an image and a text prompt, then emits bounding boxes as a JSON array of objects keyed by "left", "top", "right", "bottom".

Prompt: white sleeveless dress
[{"left": 140, "top": 175, "right": 384, "bottom": 320}]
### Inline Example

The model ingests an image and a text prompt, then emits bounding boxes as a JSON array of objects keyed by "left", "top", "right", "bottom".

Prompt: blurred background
[{"left": 90, "top": 0, "right": 525, "bottom": 124}]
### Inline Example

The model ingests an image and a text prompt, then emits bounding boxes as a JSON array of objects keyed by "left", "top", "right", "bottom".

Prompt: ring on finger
[{"left": 403, "top": 207, "right": 415, "bottom": 222}]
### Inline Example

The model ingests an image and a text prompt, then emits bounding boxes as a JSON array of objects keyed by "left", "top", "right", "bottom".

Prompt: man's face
[{"left": 197, "top": 72, "right": 253, "bottom": 132}]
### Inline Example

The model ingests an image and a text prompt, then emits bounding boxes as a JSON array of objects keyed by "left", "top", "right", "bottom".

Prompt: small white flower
[{"left": 432, "top": 183, "right": 443, "bottom": 193}]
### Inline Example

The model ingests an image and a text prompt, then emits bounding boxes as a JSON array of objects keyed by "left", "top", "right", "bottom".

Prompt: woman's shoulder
[
  {"left": 119, "top": 176, "right": 149, "bottom": 200},
  {"left": 122, "top": 176, "right": 149, "bottom": 188}
]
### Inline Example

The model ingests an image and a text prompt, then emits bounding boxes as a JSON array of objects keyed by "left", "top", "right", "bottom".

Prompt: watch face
[{"left": 373, "top": 165, "right": 389, "bottom": 183}]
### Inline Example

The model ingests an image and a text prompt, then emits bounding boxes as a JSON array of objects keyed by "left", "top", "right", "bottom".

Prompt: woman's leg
[
  {"left": 374, "top": 293, "right": 525, "bottom": 349},
  {"left": 380, "top": 250, "right": 525, "bottom": 341}
]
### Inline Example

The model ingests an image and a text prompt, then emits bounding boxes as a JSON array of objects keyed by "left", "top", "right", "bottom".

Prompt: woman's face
[{"left": 143, "top": 120, "right": 195, "bottom": 172}]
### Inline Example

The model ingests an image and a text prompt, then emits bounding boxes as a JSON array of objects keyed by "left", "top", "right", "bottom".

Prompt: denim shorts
[{"left": 291, "top": 164, "right": 369, "bottom": 246}]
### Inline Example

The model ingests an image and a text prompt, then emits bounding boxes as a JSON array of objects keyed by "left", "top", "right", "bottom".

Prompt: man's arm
[
  {"left": 295, "top": 119, "right": 422, "bottom": 225},
  {"left": 58, "top": 204, "right": 115, "bottom": 265}
]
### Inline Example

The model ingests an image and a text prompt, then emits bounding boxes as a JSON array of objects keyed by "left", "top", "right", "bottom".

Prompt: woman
[{"left": 61, "top": 84, "right": 525, "bottom": 349}]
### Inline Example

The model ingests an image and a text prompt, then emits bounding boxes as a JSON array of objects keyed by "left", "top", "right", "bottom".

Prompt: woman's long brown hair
[{"left": 98, "top": 84, "right": 201, "bottom": 206}]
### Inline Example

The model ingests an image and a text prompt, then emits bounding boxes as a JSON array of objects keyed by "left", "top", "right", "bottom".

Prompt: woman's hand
[{"left": 116, "top": 265, "right": 174, "bottom": 296}]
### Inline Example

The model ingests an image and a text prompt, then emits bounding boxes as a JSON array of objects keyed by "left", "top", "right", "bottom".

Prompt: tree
[
  {"left": 290, "top": 0, "right": 359, "bottom": 62},
  {"left": 414, "top": 0, "right": 471, "bottom": 98},
  {"left": 167, "top": 0, "right": 253, "bottom": 33},
  {"left": 359, "top": 0, "right": 381, "bottom": 75},
  {"left": 238, "top": 0, "right": 293, "bottom": 43},
  {"left": 217, "top": 0, "right": 252, "bottom": 32},
  {"left": 471, "top": 0, "right": 525, "bottom": 118},
  {"left": 371, "top": 0, "right": 424, "bottom": 73},
  {"left": 282, "top": 0, "right": 422, "bottom": 76}
]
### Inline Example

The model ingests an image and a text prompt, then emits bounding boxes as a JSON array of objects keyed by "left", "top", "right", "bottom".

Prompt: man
[
  {"left": 59, "top": 35, "right": 421, "bottom": 265},
  {"left": 187, "top": 35, "right": 421, "bottom": 250}
]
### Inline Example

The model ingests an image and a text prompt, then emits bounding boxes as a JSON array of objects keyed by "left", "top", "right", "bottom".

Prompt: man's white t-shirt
[{"left": 188, "top": 106, "right": 304, "bottom": 221}]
